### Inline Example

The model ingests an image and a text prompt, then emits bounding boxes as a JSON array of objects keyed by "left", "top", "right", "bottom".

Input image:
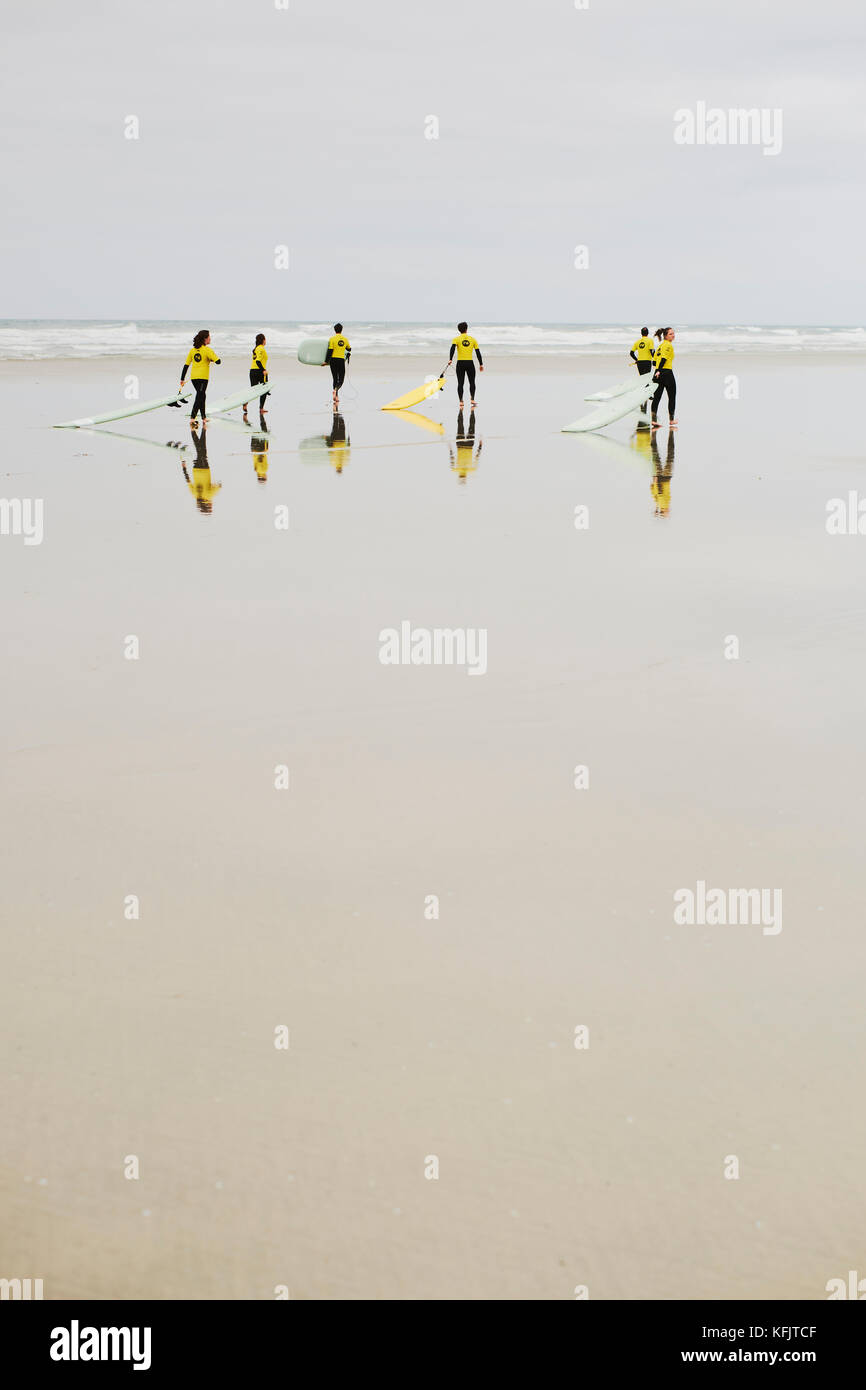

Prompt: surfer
[
  {"left": 244, "top": 334, "right": 268, "bottom": 419},
  {"left": 630, "top": 327, "right": 655, "bottom": 415},
  {"left": 180, "top": 330, "right": 221, "bottom": 423},
  {"left": 651, "top": 328, "right": 677, "bottom": 428},
  {"left": 449, "top": 323, "right": 484, "bottom": 408},
  {"left": 324, "top": 324, "right": 351, "bottom": 405}
]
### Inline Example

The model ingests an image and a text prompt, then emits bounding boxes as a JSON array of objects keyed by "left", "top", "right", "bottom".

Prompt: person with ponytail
[
  {"left": 244, "top": 333, "right": 268, "bottom": 418},
  {"left": 180, "top": 329, "right": 221, "bottom": 424},
  {"left": 651, "top": 327, "right": 677, "bottom": 428}
]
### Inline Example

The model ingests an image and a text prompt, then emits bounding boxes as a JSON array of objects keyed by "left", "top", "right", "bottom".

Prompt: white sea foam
[{"left": 0, "top": 320, "right": 863, "bottom": 361}]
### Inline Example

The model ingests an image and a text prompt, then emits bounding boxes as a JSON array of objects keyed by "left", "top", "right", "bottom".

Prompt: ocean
[{"left": 1, "top": 320, "right": 864, "bottom": 360}]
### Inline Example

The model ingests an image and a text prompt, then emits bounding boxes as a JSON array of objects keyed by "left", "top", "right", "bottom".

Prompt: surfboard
[
  {"left": 208, "top": 384, "right": 272, "bottom": 414},
  {"left": 297, "top": 338, "right": 329, "bottom": 366},
  {"left": 381, "top": 375, "right": 446, "bottom": 411},
  {"left": 584, "top": 376, "right": 643, "bottom": 402},
  {"left": 55, "top": 390, "right": 190, "bottom": 429},
  {"left": 562, "top": 375, "right": 656, "bottom": 433}
]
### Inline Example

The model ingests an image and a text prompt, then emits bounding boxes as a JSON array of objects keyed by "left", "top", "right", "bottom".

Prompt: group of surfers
[{"left": 178, "top": 322, "right": 674, "bottom": 426}]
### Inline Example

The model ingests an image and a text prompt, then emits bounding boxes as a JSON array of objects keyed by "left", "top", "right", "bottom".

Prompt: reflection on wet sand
[
  {"left": 649, "top": 428, "right": 675, "bottom": 518},
  {"left": 299, "top": 412, "right": 351, "bottom": 474},
  {"left": 449, "top": 408, "right": 483, "bottom": 483},
  {"left": 251, "top": 431, "right": 270, "bottom": 482},
  {"left": 80, "top": 426, "right": 188, "bottom": 452},
  {"left": 387, "top": 408, "right": 445, "bottom": 437},
  {"left": 182, "top": 423, "right": 221, "bottom": 512}
]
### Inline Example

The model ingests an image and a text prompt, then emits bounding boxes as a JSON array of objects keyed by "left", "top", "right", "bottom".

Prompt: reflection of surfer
[
  {"left": 649, "top": 427, "right": 675, "bottom": 518},
  {"left": 326, "top": 412, "right": 350, "bottom": 473},
  {"left": 182, "top": 423, "right": 222, "bottom": 513},
  {"left": 251, "top": 431, "right": 270, "bottom": 482},
  {"left": 630, "top": 326, "right": 654, "bottom": 414},
  {"left": 448, "top": 408, "right": 483, "bottom": 482}
]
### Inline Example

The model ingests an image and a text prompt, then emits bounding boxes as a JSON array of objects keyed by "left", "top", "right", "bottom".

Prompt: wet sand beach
[{"left": 1, "top": 351, "right": 864, "bottom": 1299}]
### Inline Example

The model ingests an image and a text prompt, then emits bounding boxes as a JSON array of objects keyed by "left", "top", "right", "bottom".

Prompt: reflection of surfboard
[
  {"left": 55, "top": 390, "right": 190, "bottom": 428},
  {"left": 562, "top": 376, "right": 655, "bottom": 433},
  {"left": 211, "top": 416, "right": 275, "bottom": 439},
  {"left": 209, "top": 384, "right": 272, "bottom": 414},
  {"left": 298, "top": 338, "right": 329, "bottom": 365},
  {"left": 298, "top": 435, "right": 332, "bottom": 460},
  {"left": 388, "top": 408, "right": 445, "bottom": 436},
  {"left": 570, "top": 428, "right": 655, "bottom": 475},
  {"left": 78, "top": 427, "right": 188, "bottom": 451},
  {"left": 382, "top": 375, "right": 445, "bottom": 411}
]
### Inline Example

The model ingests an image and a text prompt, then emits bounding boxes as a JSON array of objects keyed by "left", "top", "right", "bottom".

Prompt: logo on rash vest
[{"left": 194, "top": 352, "right": 202, "bottom": 362}]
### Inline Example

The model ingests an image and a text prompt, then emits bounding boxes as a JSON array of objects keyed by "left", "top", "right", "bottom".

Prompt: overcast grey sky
[{"left": 2, "top": 0, "right": 864, "bottom": 322}]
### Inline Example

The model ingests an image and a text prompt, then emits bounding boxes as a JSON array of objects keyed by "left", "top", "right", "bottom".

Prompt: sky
[{"left": 2, "top": 0, "right": 865, "bottom": 323}]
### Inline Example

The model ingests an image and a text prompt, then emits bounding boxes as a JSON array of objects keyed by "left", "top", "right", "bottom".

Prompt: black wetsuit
[
  {"left": 652, "top": 369, "right": 676, "bottom": 420},
  {"left": 456, "top": 361, "right": 476, "bottom": 403},
  {"left": 190, "top": 380, "right": 208, "bottom": 420},
  {"left": 329, "top": 359, "right": 346, "bottom": 391},
  {"left": 249, "top": 368, "right": 268, "bottom": 410}
]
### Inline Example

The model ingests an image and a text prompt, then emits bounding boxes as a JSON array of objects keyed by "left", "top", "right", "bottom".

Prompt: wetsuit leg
[
  {"left": 250, "top": 367, "right": 266, "bottom": 409},
  {"left": 191, "top": 380, "right": 208, "bottom": 419},
  {"left": 456, "top": 361, "right": 468, "bottom": 402},
  {"left": 637, "top": 359, "right": 651, "bottom": 412},
  {"left": 652, "top": 370, "right": 676, "bottom": 420},
  {"left": 465, "top": 363, "right": 477, "bottom": 400},
  {"left": 330, "top": 360, "right": 345, "bottom": 392}
]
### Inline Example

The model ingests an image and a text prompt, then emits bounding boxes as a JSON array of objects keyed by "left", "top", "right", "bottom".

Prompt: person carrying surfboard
[
  {"left": 243, "top": 334, "right": 268, "bottom": 419},
  {"left": 651, "top": 328, "right": 677, "bottom": 429},
  {"left": 324, "top": 324, "right": 351, "bottom": 405},
  {"left": 180, "top": 330, "right": 221, "bottom": 423},
  {"left": 449, "top": 323, "right": 484, "bottom": 408},
  {"left": 630, "top": 327, "right": 654, "bottom": 416}
]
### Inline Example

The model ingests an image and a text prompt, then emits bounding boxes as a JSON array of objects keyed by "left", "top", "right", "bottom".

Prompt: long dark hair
[{"left": 193, "top": 329, "right": 209, "bottom": 349}]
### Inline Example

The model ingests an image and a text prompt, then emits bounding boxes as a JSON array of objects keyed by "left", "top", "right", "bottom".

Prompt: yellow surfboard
[{"left": 381, "top": 374, "right": 446, "bottom": 411}]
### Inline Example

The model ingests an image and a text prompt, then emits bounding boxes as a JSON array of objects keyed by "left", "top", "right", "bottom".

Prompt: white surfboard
[
  {"left": 298, "top": 338, "right": 329, "bottom": 366},
  {"left": 208, "top": 383, "right": 272, "bottom": 415},
  {"left": 562, "top": 375, "right": 656, "bottom": 433},
  {"left": 55, "top": 390, "right": 190, "bottom": 428},
  {"left": 584, "top": 375, "right": 647, "bottom": 402}
]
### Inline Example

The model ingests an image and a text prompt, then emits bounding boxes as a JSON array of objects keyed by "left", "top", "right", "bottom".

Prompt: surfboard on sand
[
  {"left": 584, "top": 374, "right": 647, "bottom": 402},
  {"left": 562, "top": 375, "right": 656, "bottom": 433},
  {"left": 297, "top": 338, "right": 329, "bottom": 365},
  {"left": 55, "top": 390, "right": 190, "bottom": 428},
  {"left": 381, "top": 372, "right": 447, "bottom": 411},
  {"left": 208, "top": 383, "right": 272, "bottom": 414}
]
